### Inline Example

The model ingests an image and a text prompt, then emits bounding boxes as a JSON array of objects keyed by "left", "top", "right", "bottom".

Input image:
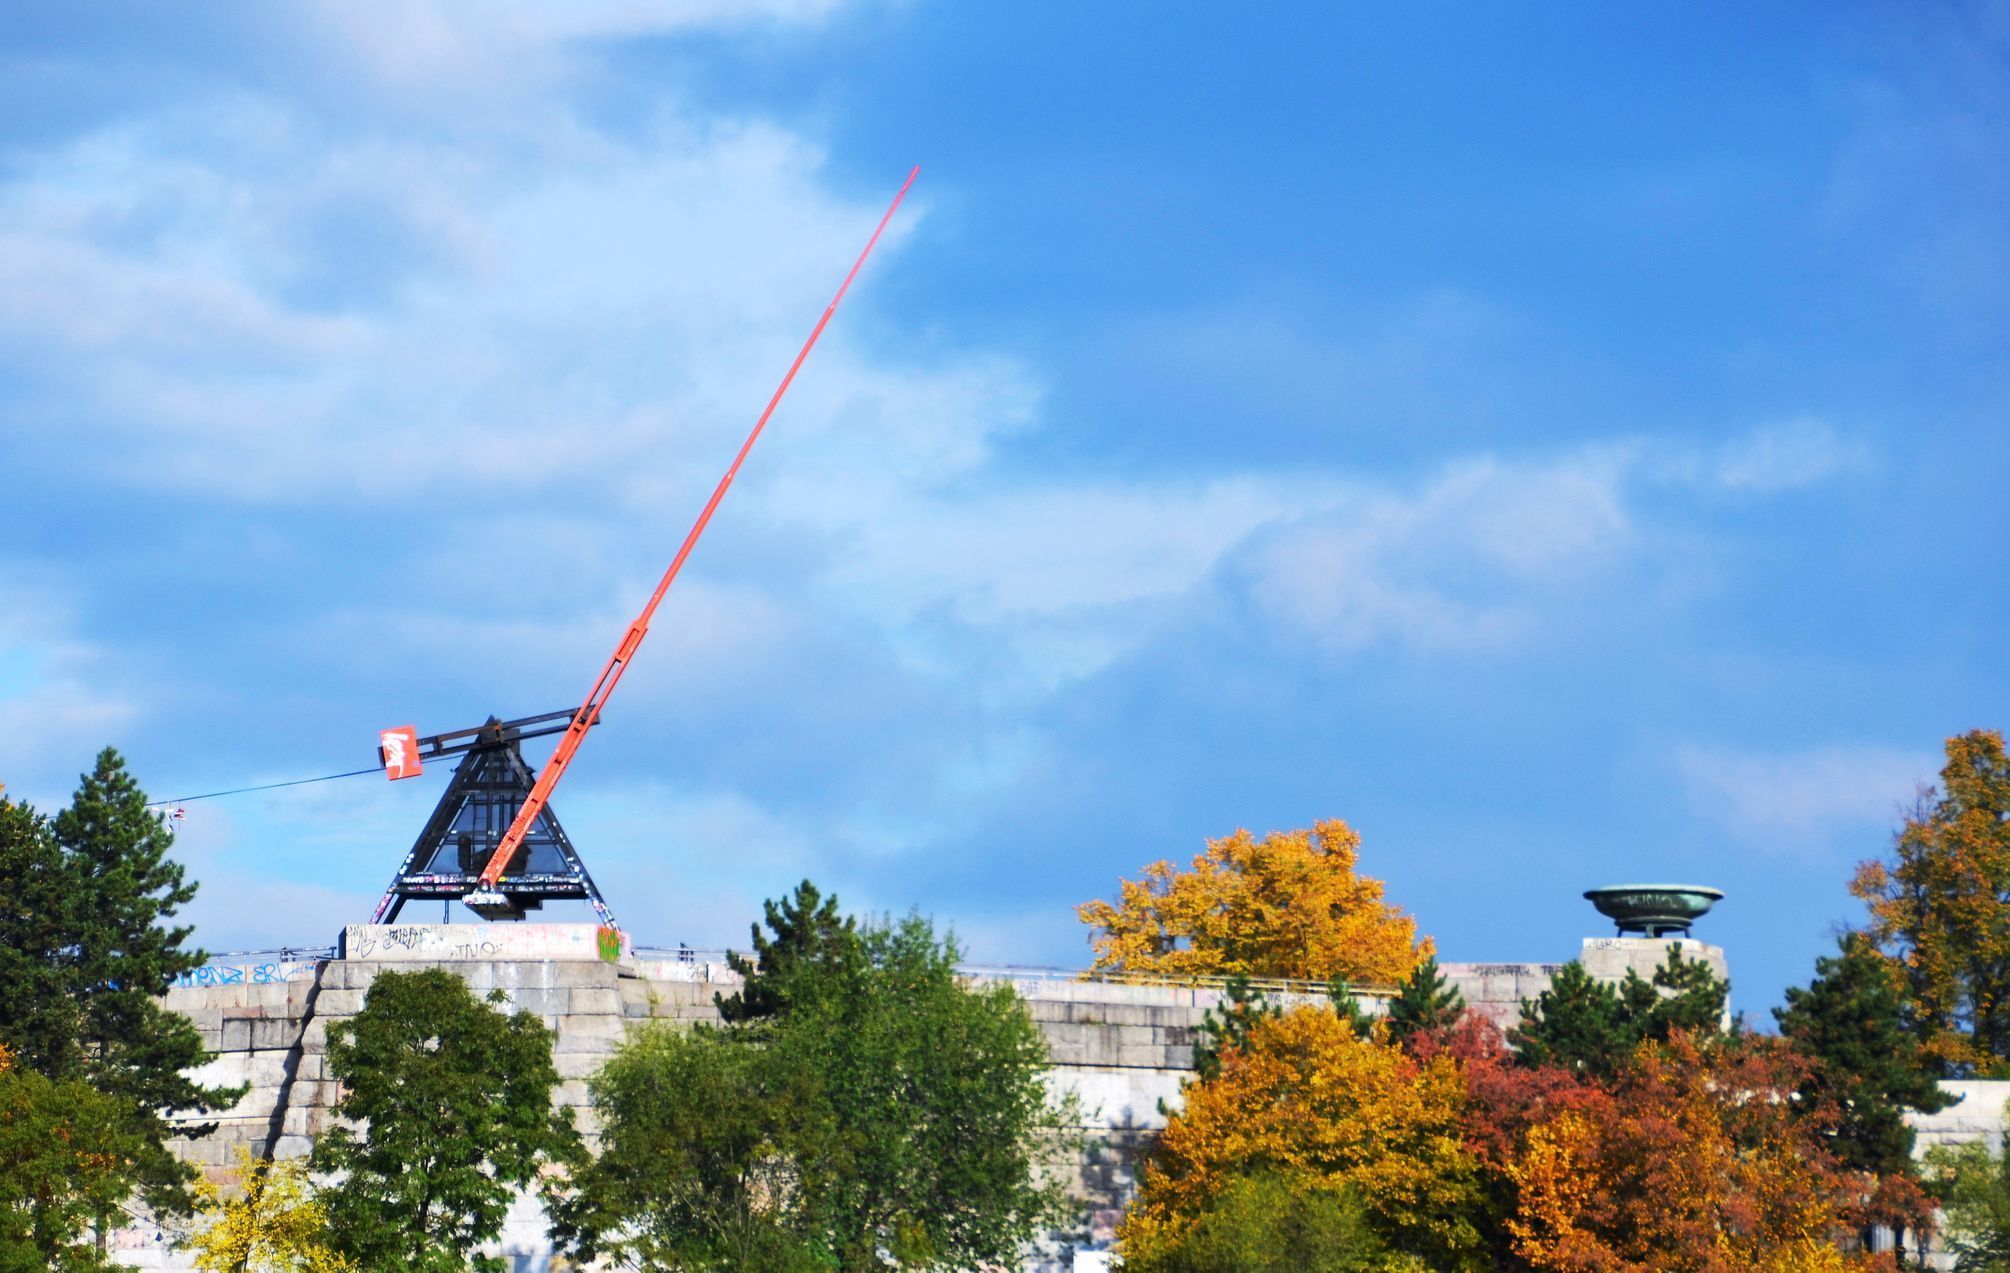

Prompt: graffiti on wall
[{"left": 174, "top": 961, "right": 319, "bottom": 988}]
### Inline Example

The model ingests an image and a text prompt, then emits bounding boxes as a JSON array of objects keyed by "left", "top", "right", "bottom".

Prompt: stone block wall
[{"left": 111, "top": 926, "right": 1729, "bottom": 1271}]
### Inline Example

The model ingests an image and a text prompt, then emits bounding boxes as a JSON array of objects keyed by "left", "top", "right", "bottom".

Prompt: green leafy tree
[
  {"left": 555, "top": 895, "right": 1077, "bottom": 1271},
  {"left": 1193, "top": 975, "right": 1280, "bottom": 1081},
  {"left": 780, "top": 914, "right": 1079, "bottom": 1268},
  {"left": 1117, "top": 1172, "right": 1413, "bottom": 1273},
  {"left": 1384, "top": 955, "right": 1464, "bottom": 1053},
  {"left": 0, "top": 1044, "right": 147, "bottom": 1272},
  {"left": 715, "top": 879, "right": 858, "bottom": 1023},
  {"left": 311, "top": 969, "right": 578, "bottom": 1273},
  {"left": 1851, "top": 729, "right": 2010, "bottom": 1076},
  {"left": 1925, "top": 1112, "right": 2010, "bottom": 1272},
  {"left": 545, "top": 1023, "right": 825, "bottom": 1272},
  {"left": 1629, "top": 944, "right": 1729, "bottom": 1043}
]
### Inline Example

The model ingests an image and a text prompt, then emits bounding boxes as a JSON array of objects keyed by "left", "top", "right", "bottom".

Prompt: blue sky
[{"left": 1, "top": 2, "right": 2005, "bottom": 1014}]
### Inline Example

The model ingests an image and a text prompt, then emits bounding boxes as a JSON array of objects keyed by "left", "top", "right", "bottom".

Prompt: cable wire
[{"left": 144, "top": 766, "right": 384, "bottom": 808}]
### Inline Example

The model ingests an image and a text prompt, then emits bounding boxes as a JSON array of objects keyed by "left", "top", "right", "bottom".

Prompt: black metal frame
[{"left": 370, "top": 713, "right": 617, "bottom": 927}]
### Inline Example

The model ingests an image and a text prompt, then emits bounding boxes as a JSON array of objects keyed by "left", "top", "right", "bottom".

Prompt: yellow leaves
[
  {"left": 1120, "top": 1006, "right": 1482, "bottom": 1269},
  {"left": 1077, "top": 818, "right": 1429, "bottom": 985},
  {"left": 1849, "top": 729, "right": 2010, "bottom": 1071},
  {"left": 1504, "top": 1111, "right": 1604, "bottom": 1270},
  {"left": 185, "top": 1145, "right": 353, "bottom": 1273}
]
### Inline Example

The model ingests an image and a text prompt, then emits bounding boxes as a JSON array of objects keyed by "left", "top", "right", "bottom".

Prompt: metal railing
[{"left": 191, "top": 945, "right": 1398, "bottom": 999}]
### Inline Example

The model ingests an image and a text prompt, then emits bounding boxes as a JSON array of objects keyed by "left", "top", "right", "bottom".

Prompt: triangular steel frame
[{"left": 370, "top": 721, "right": 616, "bottom": 927}]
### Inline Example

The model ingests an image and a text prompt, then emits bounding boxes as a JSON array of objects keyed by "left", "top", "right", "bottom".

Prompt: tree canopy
[
  {"left": 310, "top": 968, "right": 577, "bottom": 1273},
  {"left": 553, "top": 901, "right": 1075, "bottom": 1271},
  {"left": 1509, "top": 947, "right": 1727, "bottom": 1078},
  {"left": 0, "top": 751, "right": 237, "bottom": 1217},
  {"left": 715, "top": 878, "right": 857, "bottom": 1024},
  {"left": 0, "top": 1043, "right": 147, "bottom": 1271},
  {"left": 1076, "top": 819, "right": 1428, "bottom": 984},
  {"left": 1850, "top": 728, "right": 2010, "bottom": 1076},
  {"left": 1776, "top": 933, "right": 1954, "bottom": 1178},
  {"left": 1121, "top": 1004, "right": 1484, "bottom": 1271},
  {"left": 1384, "top": 954, "right": 1465, "bottom": 1053},
  {"left": 184, "top": 1147, "right": 352, "bottom": 1273}
]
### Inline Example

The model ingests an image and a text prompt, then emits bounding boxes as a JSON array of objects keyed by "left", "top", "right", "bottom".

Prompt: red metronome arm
[{"left": 473, "top": 167, "right": 920, "bottom": 902}]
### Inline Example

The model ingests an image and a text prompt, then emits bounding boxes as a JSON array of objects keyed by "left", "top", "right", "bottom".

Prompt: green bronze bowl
[{"left": 1583, "top": 885, "right": 1723, "bottom": 938}]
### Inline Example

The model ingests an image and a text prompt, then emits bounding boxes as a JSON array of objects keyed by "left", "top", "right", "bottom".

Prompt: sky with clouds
[{"left": 1, "top": 2, "right": 2006, "bottom": 1013}]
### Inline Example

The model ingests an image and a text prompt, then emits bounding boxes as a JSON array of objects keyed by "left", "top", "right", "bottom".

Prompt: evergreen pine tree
[
  {"left": 1324, "top": 980, "right": 1377, "bottom": 1040},
  {"left": 715, "top": 879, "right": 858, "bottom": 1023},
  {"left": 1512, "top": 948, "right": 1731, "bottom": 1077},
  {"left": 1509, "top": 962, "right": 1635, "bottom": 1077},
  {"left": 1776, "top": 933, "right": 1954, "bottom": 1177},
  {"left": 49, "top": 748, "right": 241, "bottom": 1211},
  {"left": 1386, "top": 954, "right": 1464, "bottom": 1051},
  {"left": 0, "top": 795, "right": 84, "bottom": 1073},
  {"left": 1635, "top": 943, "right": 1730, "bottom": 1042}
]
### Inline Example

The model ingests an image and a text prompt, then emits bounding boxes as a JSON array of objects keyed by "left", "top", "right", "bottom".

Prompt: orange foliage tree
[
  {"left": 1503, "top": 1034, "right": 1894, "bottom": 1273},
  {"left": 1849, "top": 728, "right": 2010, "bottom": 1076},
  {"left": 1118, "top": 1006, "right": 1485, "bottom": 1270},
  {"left": 1076, "top": 819, "right": 1427, "bottom": 984}
]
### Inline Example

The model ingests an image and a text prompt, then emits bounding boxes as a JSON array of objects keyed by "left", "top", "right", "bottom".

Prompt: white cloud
[
  {"left": 1238, "top": 453, "right": 1632, "bottom": 653},
  {"left": 302, "top": 0, "right": 859, "bottom": 96},
  {"left": 1673, "top": 742, "right": 1934, "bottom": 848},
  {"left": 1710, "top": 418, "right": 1872, "bottom": 493}
]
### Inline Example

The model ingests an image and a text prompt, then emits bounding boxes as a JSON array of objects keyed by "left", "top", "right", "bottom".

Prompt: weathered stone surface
[{"left": 124, "top": 935, "right": 1755, "bottom": 1273}]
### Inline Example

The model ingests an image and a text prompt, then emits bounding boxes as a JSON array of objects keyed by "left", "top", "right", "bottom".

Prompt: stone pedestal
[
  {"left": 1578, "top": 936, "right": 1727, "bottom": 987},
  {"left": 339, "top": 921, "right": 627, "bottom": 965}
]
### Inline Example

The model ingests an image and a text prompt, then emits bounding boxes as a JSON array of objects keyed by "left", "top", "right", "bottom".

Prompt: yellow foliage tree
[
  {"left": 1119, "top": 1006, "right": 1484, "bottom": 1270},
  {"left": 1077, "top": 819, "right": 1428, "bottom": 984},
  {"left": 1850, "top": 728, "right": 2010, "bottom": 1075},
  {"left": 183, "top": 1146, "right": 352, "bottom": 1273}
]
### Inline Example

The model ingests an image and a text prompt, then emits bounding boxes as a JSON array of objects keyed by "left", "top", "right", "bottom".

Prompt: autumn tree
[
  {"left": 310, "top": 969, "right": 578, "bottom": 1273},
  {"left": 1077, "top": 819, "right": 1427, "bottom": 984},
  {"left": 1120, "top": 1005, "right": 1484, "bottom": 1271},
  {"left": 183, "top": 1147, "right": 351, "bottom": 1273},
  {"left": 1412, "top": 1014, "right": 1592, "bottom": 1260},
  {"left": 1850, "top": 728, "right": 2010, "bottom": 1076},
  {"left": 1505, "top": 1034, "right": 1881, "bottom": 1272}
]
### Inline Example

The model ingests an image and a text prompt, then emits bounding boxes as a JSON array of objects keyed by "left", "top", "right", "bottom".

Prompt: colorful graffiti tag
[{"left": 173, "top": 961, "right": 320, "bottom": 988}]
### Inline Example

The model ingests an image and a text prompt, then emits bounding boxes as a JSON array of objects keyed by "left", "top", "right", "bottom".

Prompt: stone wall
[{"left": 110, "top": 926, "right": 1725, "bottom": 1271}]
